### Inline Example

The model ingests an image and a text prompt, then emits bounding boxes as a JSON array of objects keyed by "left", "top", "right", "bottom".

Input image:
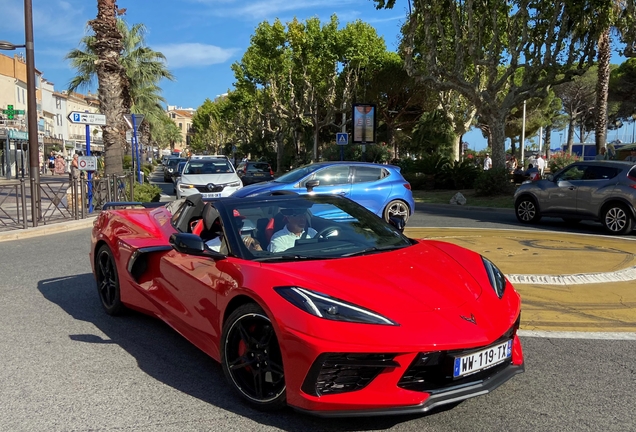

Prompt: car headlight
[
  {"left": 481, "top": 257, "right": 506, "bottom": 298},
  {"left": 275, "top": 286, "right": 399, "bottom": 325},
  {"left": 227, "top": 181, "right": 241, "bottom": 188},
  {"left": 179, "top": 183, "right": 194, "bottom": 189}
]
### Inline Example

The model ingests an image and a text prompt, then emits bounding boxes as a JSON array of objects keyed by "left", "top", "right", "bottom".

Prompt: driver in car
[{"left": 268, "top": 208, "right": 317, "bottom": 253}]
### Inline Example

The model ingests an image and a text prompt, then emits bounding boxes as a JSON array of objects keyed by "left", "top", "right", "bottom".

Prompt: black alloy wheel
[
  {"left": 602, "top": 204, "right": 633, "bottom": 235},
  {"left": 95, "top": 244, "right": 125, "bottom": 315},
  {"left": 221, "top": 303, "right": 286, "bottom": 410},
  {"left": 383, "top": 200, "right": 409, "bottom": 224},
  {"left": 515, "top": 197, "right": 541, "bottom": 224}
]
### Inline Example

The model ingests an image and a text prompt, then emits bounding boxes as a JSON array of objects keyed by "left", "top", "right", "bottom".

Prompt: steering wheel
[{"left": 316, "top": 226, "right": 340, "bottom": 239}]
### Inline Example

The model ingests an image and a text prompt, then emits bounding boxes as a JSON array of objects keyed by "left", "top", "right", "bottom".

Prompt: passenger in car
[{"left": 268, "top": 208, "right": 317, "bottom": 253}]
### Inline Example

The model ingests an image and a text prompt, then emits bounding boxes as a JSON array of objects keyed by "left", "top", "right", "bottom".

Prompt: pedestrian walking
[
  {"left": 48, "top": 151, "right": 55, "bottom": 175},
  {"left": 483, "top": 153, "right": 492, "bottom": 171},
  {"left": 70, "top": 154, "right": 80, "bottom": 181},
  {"left": 535, "top": 154, "right": 545, "bottom": 176},
  {"left": 54, "top": 154, "right": 66, "bottom": 175}
]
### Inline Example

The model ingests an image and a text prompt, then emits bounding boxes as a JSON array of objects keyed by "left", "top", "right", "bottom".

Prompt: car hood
[
  {"left": 231, "top": 181, "right": 285, "bottom": 197},
  {"left": 262, "top": 241, "right": 484, "bottom": 315},
  {"left": 180, "top": 173, "right": 240, "bottom": 186}
]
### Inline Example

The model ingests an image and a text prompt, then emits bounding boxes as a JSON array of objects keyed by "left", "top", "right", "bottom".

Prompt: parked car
[
  {"left": 176, "top": 157, "right": 242, "bottom": 199},
  {"left": 163, "top": 157, "right": 187, "bottom": 182},
  {"left": 231, "top": 161, "right": 415, "bottom": 223},
  {"left": 91, "top": 193, "right": 524, "bottom": 416},
  {"left": 236, "top": 161, "right": 274, "bottom": 185},
  {"left": 171, "top": 161, "right": 187, "bottom": 184},
  {"left": 514, "top": 160, "right": 636, "bottom": 234}
]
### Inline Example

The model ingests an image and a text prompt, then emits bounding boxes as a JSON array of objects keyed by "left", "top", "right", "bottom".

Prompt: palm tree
[
  {"left": 67, "top": 14, "right": 174, "bottom": 172},
  {"left": 84, "top": 0, "right": 130, "bottom": 175},
  {"left": 594, "top": 1, "right": 636, "bottom": 153}
]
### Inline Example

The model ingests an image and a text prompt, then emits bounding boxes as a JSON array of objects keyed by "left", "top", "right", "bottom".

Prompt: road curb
[
  {"left": 0, "top": 217, "right": 96, "bottom": 242},
  {"left": 415, "top": 202, "right": 514, "bottom": 214}
]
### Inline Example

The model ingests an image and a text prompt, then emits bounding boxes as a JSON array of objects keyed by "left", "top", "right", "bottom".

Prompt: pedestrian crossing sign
[{"left": 336, "top": 133, "right": 348, "bottom": 145}]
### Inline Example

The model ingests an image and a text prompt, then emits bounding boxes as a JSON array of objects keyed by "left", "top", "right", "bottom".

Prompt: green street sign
[{"left": 2, "top": 105, "right": 25, "bottom": 120}]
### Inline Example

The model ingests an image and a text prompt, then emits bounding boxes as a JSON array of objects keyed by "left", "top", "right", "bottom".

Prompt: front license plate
[
  {"left": 453, "top": 340, "right": 512, "bottom": 378},
  {"left": 202, "top": 193, "right": 221, "bottom": 198}
]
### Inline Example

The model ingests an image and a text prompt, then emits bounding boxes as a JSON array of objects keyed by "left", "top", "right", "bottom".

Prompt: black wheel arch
[{"left": 515, "top": 193, "right": 541, "bottom": 212}]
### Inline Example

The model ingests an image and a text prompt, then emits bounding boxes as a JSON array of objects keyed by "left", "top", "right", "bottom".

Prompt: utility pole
[{"left": 25, "top": 0, "right": 39, "bottom": 227}]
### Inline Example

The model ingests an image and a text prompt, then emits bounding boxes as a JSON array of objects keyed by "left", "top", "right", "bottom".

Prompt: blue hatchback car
[{"left": 231, "top": 162, "right": 415, "bottom": 223}]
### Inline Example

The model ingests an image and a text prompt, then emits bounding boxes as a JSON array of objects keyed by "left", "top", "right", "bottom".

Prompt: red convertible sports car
[{"left": 90, "top": 193, "right": 524, "bottom": 416}]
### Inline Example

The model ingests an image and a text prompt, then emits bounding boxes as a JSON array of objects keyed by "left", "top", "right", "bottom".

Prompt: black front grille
[
  {"left": 195, "top": 184, "right": 225, "bottom": 193},
  {"left": 398, "top": 319, "right": 519, "bottom": 393},
  {"left": 302, "top": 353, "right": 399, "bottom": 396}
]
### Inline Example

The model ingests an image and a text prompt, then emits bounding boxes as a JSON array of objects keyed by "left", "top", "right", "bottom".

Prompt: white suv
[{"left": 176, "top": 158, "right": 243, "bottom": 199}]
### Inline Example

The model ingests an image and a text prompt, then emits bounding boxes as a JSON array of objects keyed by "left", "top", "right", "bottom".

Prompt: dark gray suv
[{"left": 514, "top": 161, "right": 636, "bottom": 234}]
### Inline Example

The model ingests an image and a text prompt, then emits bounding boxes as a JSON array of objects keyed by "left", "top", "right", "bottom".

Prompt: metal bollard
[
  {"left": 80, "top": 177, "right": 86, "bottom": 219},
  {"left": 72, "top": 177, "right": 79, "bottom": 220},
  {"left": 19, "top": 179, "right": 27, "bottom": 229}
]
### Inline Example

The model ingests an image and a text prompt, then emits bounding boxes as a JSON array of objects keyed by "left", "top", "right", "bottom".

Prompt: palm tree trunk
[
  {"left": 595, "top": 27, "right": 611, "bottom": 153},
  {"left": 90, "top": 0, "right": 130, "bottom": 176}
]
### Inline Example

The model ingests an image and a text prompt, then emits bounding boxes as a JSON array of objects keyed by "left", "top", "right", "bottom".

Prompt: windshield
[
  {"left": 273, "top": 165, "right": 320, "bottom": 183},
  {"left": 184, "top": 159, "right": 234, "bottom": 175},
  {"left": 168, "top": 158, "right": 186, "bottom": 167},
  {"left": 221, "top": 195, "right": 412, "bottom": 262}
]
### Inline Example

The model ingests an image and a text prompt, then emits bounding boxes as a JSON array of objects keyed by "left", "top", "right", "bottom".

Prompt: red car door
[{"left": 152, "top": 251, "right": 235, "bottom": 358}]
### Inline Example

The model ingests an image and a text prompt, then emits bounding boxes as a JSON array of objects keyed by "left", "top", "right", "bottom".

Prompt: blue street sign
[{"left": 336, "top": 133, "right": 348, "bottom": 145}]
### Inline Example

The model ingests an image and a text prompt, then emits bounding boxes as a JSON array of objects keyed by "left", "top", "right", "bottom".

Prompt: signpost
[
  {"left": 78, "top": 156, "right": 97, "bottom": 171},
  {"left": 68, "top": 111, "right": 106, "bottom": 213},
  {"left": 336, "top": 133, "right": 348, "bottom": 161},
  {"left": 2, "top": 105, "right": 25, "bottom": 120},
  {"left": 124, "top": 114, "right": 145, "bottom": 184},
  {"left": 67, "top": 112, "right": 106, "bottom": 125}
]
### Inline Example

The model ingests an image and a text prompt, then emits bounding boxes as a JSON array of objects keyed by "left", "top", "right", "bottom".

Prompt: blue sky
[
  {"left": 0, "top": 0, "right": 406, "bottom": 107},
  {"left": 1, "top": 0, "right": 634, "bottom": 151}
]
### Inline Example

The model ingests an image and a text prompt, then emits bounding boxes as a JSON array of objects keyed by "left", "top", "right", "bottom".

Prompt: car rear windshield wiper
[{"left": 342, "top": 245, "right": 408, "bottom": 257}]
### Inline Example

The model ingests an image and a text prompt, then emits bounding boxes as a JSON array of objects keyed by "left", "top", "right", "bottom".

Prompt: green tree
[{"left": 375, "top": 0, "right": 607, "bottom": 169}]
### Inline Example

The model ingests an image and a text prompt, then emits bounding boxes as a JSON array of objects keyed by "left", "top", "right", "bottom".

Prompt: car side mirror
[
  {"left": 546, "top": 174, "right": 554, "bottom": 182},
  {"left": 170, "top": 233, "right": 226, "bottom": 259},
  {"left": 388, "top": 216, "right": 406, "bottom": 232},
  {"left": 305, "top": 179, "right": 320, "bottom": 192}
]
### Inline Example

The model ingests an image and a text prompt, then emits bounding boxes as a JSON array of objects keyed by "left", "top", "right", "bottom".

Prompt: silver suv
[{"left": 514, "top": 161, "right": 636, "bottom": 234}]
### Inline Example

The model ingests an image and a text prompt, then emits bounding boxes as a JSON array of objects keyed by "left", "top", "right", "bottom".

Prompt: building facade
[{"left": 167, "top": 105, "right": 195, "bottom": 148}]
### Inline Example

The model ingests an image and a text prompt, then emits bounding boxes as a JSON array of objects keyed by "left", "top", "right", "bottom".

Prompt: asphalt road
[{"left": 1, "top": 203, "right": 635, "bottom": 430}]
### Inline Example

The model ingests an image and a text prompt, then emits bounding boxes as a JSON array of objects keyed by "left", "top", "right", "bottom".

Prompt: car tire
[
  {"left": 383, "top": 200, "right": 410, "bottom": 224},
  {"left": 515, "top": 196, "right": 541, "bottom": 224},
  {"left": 602, "top": 203, "right": 634, "bottom": 235},
  {"left": 95, "top": 244, "right": 126, "bottom": 316},
  {"left": 221, "top": 303, "right": 286, "bottom": 411}
]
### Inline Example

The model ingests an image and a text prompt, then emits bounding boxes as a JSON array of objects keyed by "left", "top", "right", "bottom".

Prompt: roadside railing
[{"left": 0, "top": 172, "right": 137, "bottom": 232}]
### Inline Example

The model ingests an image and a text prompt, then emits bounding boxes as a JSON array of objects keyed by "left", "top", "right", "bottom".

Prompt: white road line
[
  {"left": 519, "top": 330, "right": 636, "bottom": 340},
  {"left": 506, "top": 265, "right": 636, "bottom": 285}
]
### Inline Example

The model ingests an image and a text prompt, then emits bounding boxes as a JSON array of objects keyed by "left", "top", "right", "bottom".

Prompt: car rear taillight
[
  {"left": 269, "top": 166, "right": 274, "bottom": 176},
  {"left": 628, "top": 175, "right": 636, "bottom": 188},
  {"left": 403, "top": 183, "right": 411, "bottom": 190}
]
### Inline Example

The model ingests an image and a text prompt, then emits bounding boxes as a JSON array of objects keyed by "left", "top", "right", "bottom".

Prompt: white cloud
[
  {"left": 208, "top": 0, "right": 359, "bottom": 20},
  {"left": 154, "top": 43, "right": 238, "bottom": 68}
]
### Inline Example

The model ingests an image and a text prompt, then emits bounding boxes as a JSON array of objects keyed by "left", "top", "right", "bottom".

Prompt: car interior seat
[
  {"left": 173, "top": 194, "right": 204, "bottom": 233},
  {"left": 199, "top": 202, "right": 224, "bottom": 243}
]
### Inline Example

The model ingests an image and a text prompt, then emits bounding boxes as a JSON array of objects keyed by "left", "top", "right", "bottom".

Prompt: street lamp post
[{"left": 0, "top": 0, "right": 39, "bottom": 227}]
